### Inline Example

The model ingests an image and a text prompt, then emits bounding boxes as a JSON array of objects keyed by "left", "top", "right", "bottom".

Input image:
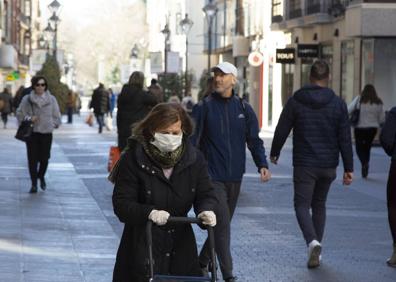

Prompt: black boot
[
  {"left": 40, "top": 178, "right": 46, "bottom": 191},
  {"left": 362, "top": 163, "right": 369, "bottom": 178},
  {"left": 29, "top": 186, "right": 38, "bottom": 193}
]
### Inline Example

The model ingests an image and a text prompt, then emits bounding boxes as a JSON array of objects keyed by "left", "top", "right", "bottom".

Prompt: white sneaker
[{"left": 307, "top": 240, "right": 321, "bottom": 268}]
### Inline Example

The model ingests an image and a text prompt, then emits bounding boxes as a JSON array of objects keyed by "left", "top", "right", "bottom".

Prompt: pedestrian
[
  {"left": 270, "top": 60, "right": 354, "bottom": 268},
  {"left": 148, "top": 78, "right": 164, "bottom": 103},
  {"left": 66, "top": 90, "right": 75, "bottom": 124},
  {"left": 181, "top": 94, "right": 195, "bottom": 116},
  {"left": 380, "top": 106, "right": 396, "bottom": 267},
  {"left": 116, "top": 71, "right": 157, "bottom": 151},
  {"left": 111, "top": 103, "right": 218, "bottom": 281},
  {"left": 348, "top": 84, "right": 385, "bottom": 178},
  {"left": 89, "top": 83, "right": 110, "bottom": 134},
  {"left": 168, "top": 95, "right": 181, "bottom": 103},
  {"left": 12, "top": 85, "right": 25, "bottom": 112},
  {"left": 0, "top": 87, "right": 13, "bottom": 129},
  {"left": 191, "top": 61, "right": 271, "bottom": 282},
  {"left": 108, "top": 88, "right": 116, "bottom": 118},
  {"left": 16, "top": 75, "right": 61, "bottom": 193}
]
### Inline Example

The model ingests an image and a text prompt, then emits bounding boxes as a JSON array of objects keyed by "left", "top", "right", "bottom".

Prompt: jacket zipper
[{"left": 225, "top": 101, "right": 232, "bottom": 177}]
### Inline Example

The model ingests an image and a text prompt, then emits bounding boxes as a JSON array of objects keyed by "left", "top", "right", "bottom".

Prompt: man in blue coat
[
  {"left": 270, "top": 60, "right": 354, "bottom": 269},
  {"left": 191, "top": 62, "right": 271, "bottom": 282}
]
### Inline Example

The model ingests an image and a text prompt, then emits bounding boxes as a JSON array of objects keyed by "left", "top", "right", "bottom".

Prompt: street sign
[
  {"left": 297, "top": 44, "right": 319, "bottom": 58},
  {"left": 248, "top": 51, "right": 264, "bottom": 67},
  {"left": 276, "top": 48, "right": 296, "bottom": 64}
]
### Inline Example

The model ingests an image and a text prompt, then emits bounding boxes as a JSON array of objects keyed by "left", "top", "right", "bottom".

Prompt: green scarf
[{"left": 132, "top": 135, "right": 185, "bottom": 169}]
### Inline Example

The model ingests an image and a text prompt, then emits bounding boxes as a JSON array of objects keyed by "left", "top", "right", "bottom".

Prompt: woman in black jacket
[
  {"left": 116, "top": 71, "right": 157, "bottom": 150},
  {"left": 380, "top": 106, "right": 396, "bottom": 267},
  {"left": 112, "top": 103, "right": 217, "bottom": 282}
]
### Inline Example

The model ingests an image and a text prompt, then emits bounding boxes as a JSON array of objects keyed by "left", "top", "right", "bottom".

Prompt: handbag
[
  {"left": 349, "top": 97, "right": 360, "bottom": 126},
  {"left": 107, "top": 146, "right": 121, "bottom": 172},
  {"left": 15, "top": 96, "right": 34, "bottom": 142},
  {"left": 85, "top": 113, "right": 94, "bottom": 126}
]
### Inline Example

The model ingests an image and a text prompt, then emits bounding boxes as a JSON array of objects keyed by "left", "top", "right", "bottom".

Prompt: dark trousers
[
  {"left": 387, "top": 161, "right": 396, "bottom": 243},
  {"left": 26, "top": 132, "right": 53, "bottom": 187},
  {"left": 95, "top": 114, "right": 104, "bottom": 133},
  {"left": 1, "top": 112, "right": 8, "bottom": 126},
  {"left": 67, "top": 107, "right": 73, "bottom": 123},
  {"left": 199, "top": 181, "right": 241, "bottom": 279},
  {"left": 293, "top": 167, "right": 336, "bottom": 245},
  {"left": 354, "top": 128, "right": 377, "bottom": 166}
]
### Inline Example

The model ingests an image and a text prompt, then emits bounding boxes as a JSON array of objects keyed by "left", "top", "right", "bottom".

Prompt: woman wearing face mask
[
  {"left": 16, "top": 75, "right": 61, "bottom": 193},
  {"left": 111, "top": 103, "right": 217, "bottom": 282}
]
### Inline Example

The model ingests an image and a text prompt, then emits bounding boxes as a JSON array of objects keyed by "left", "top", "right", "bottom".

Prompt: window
[
  {"left": 306, "top": 0, "right": 321, "bottom": 14},
  {"left": 272, "top": 0, "right": 283, "bottom": 22},
  {"left": 289, "top": 0, "right": 302, "bottom": 19}
]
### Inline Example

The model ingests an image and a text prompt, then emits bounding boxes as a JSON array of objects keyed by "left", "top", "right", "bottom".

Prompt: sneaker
[
  {"left": 307, "top": 240, "right": 321, "bottom": 268},
  {"left": 225, "top": 277, "right": 238, "bottom": 282}
]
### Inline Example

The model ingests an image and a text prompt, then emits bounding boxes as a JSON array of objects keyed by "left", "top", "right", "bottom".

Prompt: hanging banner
[
  {"left": 166, "top": 51, "right": 180, "bottom": 73},
  {"left": 150, "top": 52, "right": 163, "bottom": 74}
]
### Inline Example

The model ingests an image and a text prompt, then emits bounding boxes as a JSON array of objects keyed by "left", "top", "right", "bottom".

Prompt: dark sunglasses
[{"left": 35, "top": 83, "right": 46, "bottom": 87}]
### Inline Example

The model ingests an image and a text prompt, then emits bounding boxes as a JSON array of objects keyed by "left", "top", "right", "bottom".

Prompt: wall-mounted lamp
[
  {"left": 294, "top": 36, "right": 299, "bottom": 44},
  {"left": 313, "top": 33, "right": 318, "bottom": 41},
  {"left": 334, "top": 28, "right": 339, "bottom": 37}
]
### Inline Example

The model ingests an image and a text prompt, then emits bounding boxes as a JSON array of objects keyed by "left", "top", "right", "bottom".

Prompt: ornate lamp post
[
  {"left": 48, "top": 0, "right": 61, "bottom": 57},
  {"left": 161, "top": 23, "right": 171, "bottom": 74},
  {"left": 43, "top": 22, "right": 54, "bottom": 55},
  {"left": 179, "top": 13, "right": 193, "bottom": 97},
  {"left": 202, "top": 0, "right": 217, "bottom": 72}
]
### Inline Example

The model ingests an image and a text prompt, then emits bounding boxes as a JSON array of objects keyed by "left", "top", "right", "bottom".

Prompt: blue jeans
[{"left": 95, "top": 114, "right": 104, "bottom": 133}]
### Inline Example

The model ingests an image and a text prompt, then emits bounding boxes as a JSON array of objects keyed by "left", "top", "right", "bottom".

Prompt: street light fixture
[
  {"left": 161, "top": 23, "right": 171, "bottom": 74},
  {"left": 130, "top": 44, "right": 139, "bottom": 59},
  {"left": 48, "top": 1, "right": 61, "bottom": 58},
  {"left": 203, "top": 0, "right": 218, "bottom": 73},
  {"left": 48, "top": 0, "right": 61, "bottom": 15},
  {"left": 179, "top": 13, "right": 193, "bottom": 97}
]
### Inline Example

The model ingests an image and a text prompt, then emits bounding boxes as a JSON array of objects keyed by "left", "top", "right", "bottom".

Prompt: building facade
[
  {"left": 272, "top": 0, "right": 396, "bottom": 110},
  {"left": 0, "top": 0, "right": 40, "bottom": 93}
]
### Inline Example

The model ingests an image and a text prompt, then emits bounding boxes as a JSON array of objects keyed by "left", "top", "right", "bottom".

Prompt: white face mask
[{"left": 150, "top": 132, "right": 183, "bottom": 152}]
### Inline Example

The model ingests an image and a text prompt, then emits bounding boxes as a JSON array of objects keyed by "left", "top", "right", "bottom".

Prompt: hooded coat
[
  {"left": 271, "top": 84, "right": 353, "bottom": 172},
  {"left": 112, "top": 139, "right": 217, "bottom": 282},
  {"left": 116, "top": 85, "right": 157, "bottom": 147}
]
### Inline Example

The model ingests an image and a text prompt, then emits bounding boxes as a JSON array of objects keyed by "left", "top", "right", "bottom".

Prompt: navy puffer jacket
[{"left": 271, "top": 84, "right": 353, "bottom": 172}]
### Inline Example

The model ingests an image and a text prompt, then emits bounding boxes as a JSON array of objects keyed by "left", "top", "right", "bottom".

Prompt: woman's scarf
[
  {"left": 133, "top": 134, "right": 185, "bottom": 169},
  {"left": 29, "top": 91, "right": 51, "bottom": 108}
]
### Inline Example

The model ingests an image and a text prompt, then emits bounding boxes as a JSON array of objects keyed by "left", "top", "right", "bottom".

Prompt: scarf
[
  {"left": 132, "top": 134, "right": 185, "bottom": 169},
  {"left": 29, "top": 91, "right": 51, "bottom": 108}
]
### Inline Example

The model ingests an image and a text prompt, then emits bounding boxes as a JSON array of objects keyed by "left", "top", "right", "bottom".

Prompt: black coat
[
  {"left": 112, "top": 140, "right": 217, "bottom": 282},
  {"left": 271, "top": 84, "right": 353, "bottom": 172},
  {"left": 380, "top": 107, "right": 396, "bottom": 161},
  {"left": 116, "top": 85, "right": 157, "bottom": 140},
  {"left": 90, "top": 87, "right": 110, "bottom": 114}
]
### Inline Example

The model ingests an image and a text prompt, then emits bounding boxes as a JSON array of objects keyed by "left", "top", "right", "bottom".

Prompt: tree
[{"left": 37, "top": 55, "right": 70, "bottom": 114}]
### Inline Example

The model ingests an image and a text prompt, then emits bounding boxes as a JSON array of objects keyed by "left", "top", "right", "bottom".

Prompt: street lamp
[
  {"left": 202, "top": 0, "right": 218, "bottom": 73},
  {"left": 161, "top": 23, "right": 170, "bottom": 74},
  {"left": 48, "top": 0, "right": 61, "bottom": 57},
  {"left": 179, "top": 13, "right": 193, "bottom": 97},
  {"left": 130, "top": 44, "right": 139, "bottom": 59}
]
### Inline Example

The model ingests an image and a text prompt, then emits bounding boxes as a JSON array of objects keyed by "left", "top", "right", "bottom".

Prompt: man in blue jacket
[
  {"left": 191, "top": 62, "right": 271, "bottom": 282},
  {"left": 270, "top": 60, "right": 353, "bottom": 269}
]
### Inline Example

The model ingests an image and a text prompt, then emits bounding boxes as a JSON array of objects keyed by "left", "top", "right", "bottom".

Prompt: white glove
[
  {"left": 148, "top": 210, "right": 170, "bottom": 226},
  {"left": 197, "top": 211, "right": 216, "bottom": 227}
]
